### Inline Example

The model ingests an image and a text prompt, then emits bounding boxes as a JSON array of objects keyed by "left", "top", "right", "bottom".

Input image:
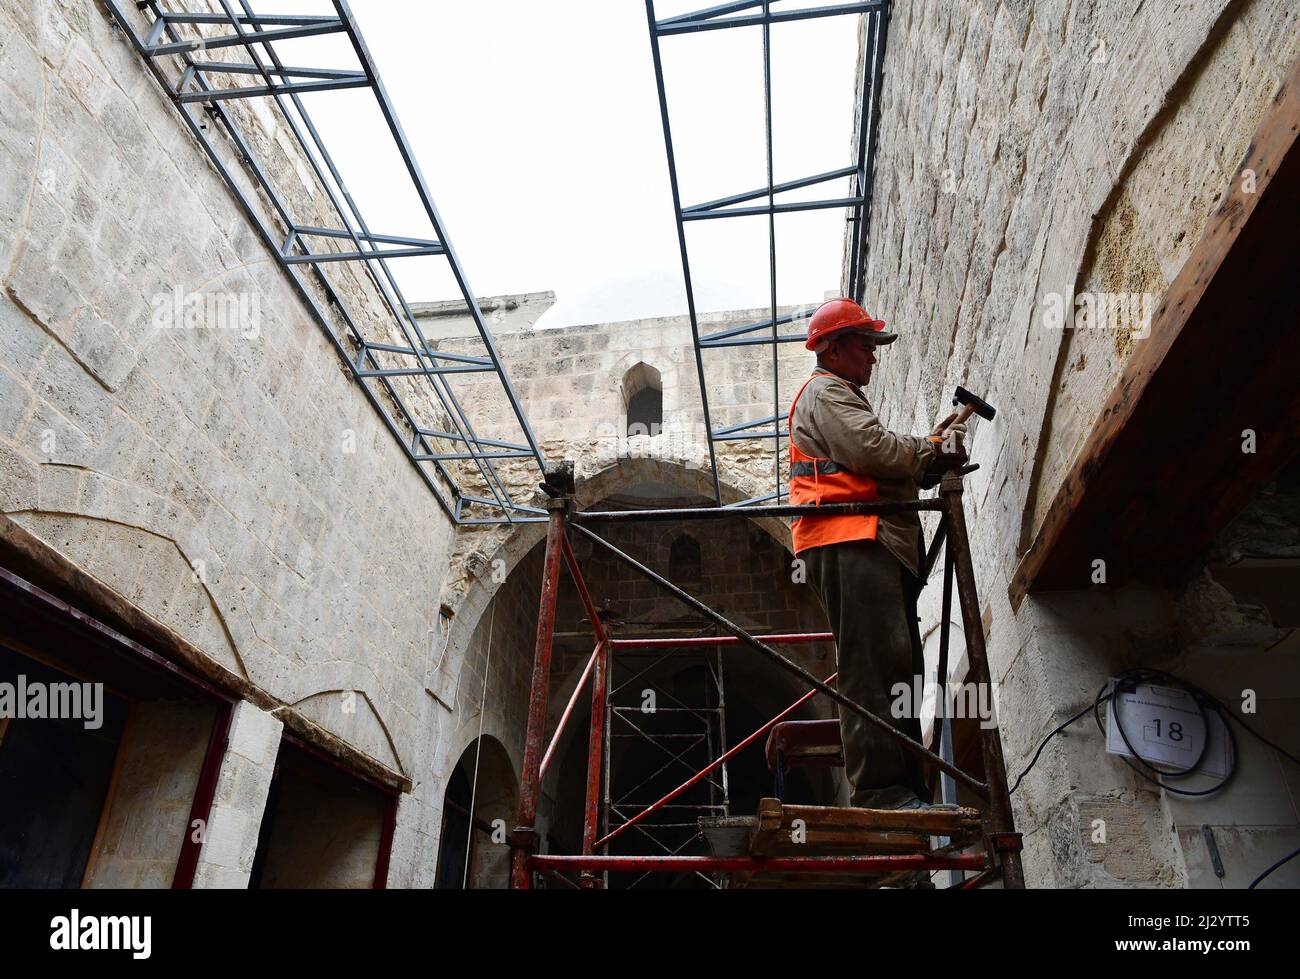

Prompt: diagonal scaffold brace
[{"left": 509, "top": 460, "right": 1024, "bottom": 889}]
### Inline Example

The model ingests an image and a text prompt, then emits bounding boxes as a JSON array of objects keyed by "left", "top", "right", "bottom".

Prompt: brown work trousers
[{"left": 804, "top": 538, "right": 929, "bottom": 808}]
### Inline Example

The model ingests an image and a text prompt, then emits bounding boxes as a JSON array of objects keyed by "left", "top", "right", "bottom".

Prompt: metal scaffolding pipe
[
  {"left": 611, "top": 632, "right": 834, "bottom": 649},
  {"left": 509, "top": 507, "right": 565, "bottom": 889},
  {"left": 530, "top": 853, "right": 986, "bottom": 874},
  {"left": 581, "top": 640, "right": 611, "bottom": 887},
  {"left": 560, "top": 529, "right": 610, "bottom": 643},
  {"left": 539, "top": 642, "right": 600, "bottom": 780},
  {"left": 568, "top": 521, "right": 988, "bottom": 798},
  {"left": 594, "top": 673, "right": 837, "bottom": 850},
  {"left": 941, "top": 476, "right": 1025, "bottom": 889},
  {"left": 571, "top": 499, "right": 942, "bottom": 523}
]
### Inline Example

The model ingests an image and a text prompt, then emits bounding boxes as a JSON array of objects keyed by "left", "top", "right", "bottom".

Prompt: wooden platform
[{"left": 699, "top": 798, "right": 983, "bottom": 889}]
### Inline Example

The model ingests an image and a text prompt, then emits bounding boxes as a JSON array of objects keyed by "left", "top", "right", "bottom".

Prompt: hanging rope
[{"left": 462, "top": 602, "right": 496, "bottom": 889}]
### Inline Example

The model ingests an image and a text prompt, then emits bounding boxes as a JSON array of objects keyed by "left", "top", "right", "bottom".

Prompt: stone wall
[
  {"left": 85, "top": 698, "right": 217, "bottom": 888},
  {"left": 435, "top": 307, "right": 838, "bottom": 609},
  {"left": 6, "top": 0, "right": 1293, "bottom": 889},
  {"left": 255, "top": 754, "right": 388, "bottom": 889},
  {"left": 0, "top": 0, "right": 460, "bottom": 883},
  {"left": 1, "top": 0, "right": 843, "bottom": 886},
  {"left": 848, "top": 0, "right": 1298, "bottom": 556},
  {"left": 193, "top": 700, "right": 281, "bottom": 889},
  {"left": 845, "top": 0, "right": 1300, "bottom": 886}
]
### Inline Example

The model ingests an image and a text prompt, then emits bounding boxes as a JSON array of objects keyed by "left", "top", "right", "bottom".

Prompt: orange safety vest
[{"left": 788, "top": 374, "right": 880, "bottom": 555}]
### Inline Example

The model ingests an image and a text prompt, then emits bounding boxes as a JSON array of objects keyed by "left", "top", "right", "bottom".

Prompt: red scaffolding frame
[{"left": 508, "top": 461, "right": 1025, "bottom": 889}]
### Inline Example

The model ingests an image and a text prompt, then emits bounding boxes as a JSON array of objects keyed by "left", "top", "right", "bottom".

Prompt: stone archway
[
  {"left": 433, "top": 455, "right": 839, "bottom": 877},
  {"left": 439, "top": 454, "right": 793, "bottom": 684},
  {"left": 434, "top": 735, "right": 517, "bottom": 889}
]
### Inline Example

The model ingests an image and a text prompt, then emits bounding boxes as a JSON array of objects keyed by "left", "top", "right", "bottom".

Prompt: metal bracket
[
  {"left": 509, "top": 827, "right": 540, "bottom": 851},
  {"left": 1201, "top": 824, "right": 1226, "bottom": 878},
  {"left": 989, "top": 832, "right": 1024, "bottom": 854},
  {"left": 539, "top": 460, "right": 576, "bottom": 500}
]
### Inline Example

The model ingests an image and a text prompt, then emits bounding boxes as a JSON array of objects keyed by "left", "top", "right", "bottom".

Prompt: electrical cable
[
  {"left": 1008, "top": 698, "right": 1107, "bottom": 796},
  {"left": 1249, "top": 843, "right": 1300, "bottom": 889},
  {"left": 1096, "top": 669, "right": 1229, "bottom": 797},
  {"left": 1009, "top": 667, "right": 1300, "bottom": 886},
  {"left": 463, "top": 603, "right": 495, "bottom": 889}
]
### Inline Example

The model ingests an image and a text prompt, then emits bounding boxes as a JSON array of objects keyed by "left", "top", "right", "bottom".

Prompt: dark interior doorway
[
  {"left": 0, "top": 645, "right": 128, "bottom": 888},
  {"left": 249, "top": 739, "right": 391, "bottom": 889},
  {"left": 434, "top": 736, "right": 517, "bottom": 889},
  {"left": 435, "top": 762, "right": 473, "bottom": 889}
]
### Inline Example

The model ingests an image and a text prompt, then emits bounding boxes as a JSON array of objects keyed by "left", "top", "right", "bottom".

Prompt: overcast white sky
[{"left": 254, "top": 1, "right": 861, "bottom": 327}]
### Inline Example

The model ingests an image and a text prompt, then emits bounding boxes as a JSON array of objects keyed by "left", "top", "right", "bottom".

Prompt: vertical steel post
[
  {"left": 715, "top": 642, "right": 731, "bottom": 816},
  {"left": 936, "top": 534, "right": 955, "bottom": 800},
  {"left": 644, "top": 0, "right": 723, "bottom": 505},
  {"left": 509, "top": 499, "right": 567, "bottom": 889},
  {"left": 601, "top": 641, "right": 613, "bottom": 890},
  {"left": 936, "top": 538, "right": 961, "bottom": 887},
  {"left": 761, "top": 0, "right": 782, "bottom": 503},
  {"left": 940, "top": 474, "right": 1025, "bottom": 888},
  {"left": 580, "top": 639, "right": 610, "bottom": 888},
  {"left": 854, "top": 0, "right": 891, "bottom": 303}
]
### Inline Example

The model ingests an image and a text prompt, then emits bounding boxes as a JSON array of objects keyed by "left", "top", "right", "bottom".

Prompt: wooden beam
[{"left": 1011, "top": 55, "right": 1300, "bottom": 609}]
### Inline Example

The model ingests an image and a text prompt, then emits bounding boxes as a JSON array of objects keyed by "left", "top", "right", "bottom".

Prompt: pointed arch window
[{"left": 623, "top": 362, "right": 663, "bottom": 437}]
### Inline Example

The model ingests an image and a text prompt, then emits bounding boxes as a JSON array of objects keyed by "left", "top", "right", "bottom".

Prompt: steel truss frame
[
  {"left": 105, "top": 1, "right": 546, "bottom": 526},
  {"left": 645, "top": 0, "right": 892, "bottom": 508},
  {"left": 510, "top": 464, "right": 1024, "bottom": 889}
]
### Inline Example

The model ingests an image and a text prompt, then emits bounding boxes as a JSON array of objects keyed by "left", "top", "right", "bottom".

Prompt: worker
[{"left": 789, "top": 297, "right": 965, "bottom": 811}]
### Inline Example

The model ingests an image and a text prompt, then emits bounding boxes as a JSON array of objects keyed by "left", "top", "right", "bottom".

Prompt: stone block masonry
[
  {"left": 192, "top": 700, "right": 281, "bottom": 889},
  {"left": 6, "top": 0, "right": 1296, "bottom": 889},
  {"left": 1, "top": 0, "right": 456, "bottom": 885},
  {"left": 84, "top": 698, "right": 219, "bottom": 888},
  {"left": 842, "top": 0, "right": 1300, "bottom": 887}
]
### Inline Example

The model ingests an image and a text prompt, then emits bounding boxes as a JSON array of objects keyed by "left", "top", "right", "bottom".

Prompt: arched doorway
[
  {"left": 538, "top": 488, "right": 837, "bottom": 886},
  {"left": 434, "top": 736, "right": 517, "bottom": 889},
  {"left": 441, "top": 458, "right": 839, "bottom": 887}
]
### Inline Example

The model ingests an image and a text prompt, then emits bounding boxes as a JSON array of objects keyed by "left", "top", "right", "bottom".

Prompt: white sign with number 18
[{"left": 1104, "top": 680, "right": 1230, "bottom": 778}]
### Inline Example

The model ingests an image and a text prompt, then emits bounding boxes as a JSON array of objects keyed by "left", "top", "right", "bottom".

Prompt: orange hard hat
[{"left": 805, "top": 298, "right": 896, "bottom": 351}]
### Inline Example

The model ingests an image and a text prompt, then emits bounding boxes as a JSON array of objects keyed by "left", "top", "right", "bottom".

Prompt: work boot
[
  {"left": 856, "top": 784, "right": 959, "bottom": 811},
  {"left": 888, "top": 796, "right": 960, "bottom": 812},
  {"left": 851, "top": 783, "right": 921, "bottom": 809}
]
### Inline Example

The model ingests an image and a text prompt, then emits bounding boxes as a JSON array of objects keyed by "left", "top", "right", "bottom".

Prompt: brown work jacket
[{"left": 789, "top": 367, "right": 935, "bottom": 576}]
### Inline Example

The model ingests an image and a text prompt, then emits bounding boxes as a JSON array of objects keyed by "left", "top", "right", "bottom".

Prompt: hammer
[{"left": 932, "top": 386, "right": 997, "bottom": 436}]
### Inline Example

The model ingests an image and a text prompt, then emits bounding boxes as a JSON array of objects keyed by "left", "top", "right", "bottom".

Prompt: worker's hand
[
  {"left": 920, "top": 428, "right": 968, "bottom": 489},
  {"left": 928, "top": 427, "right": 966, "bottom": 457},
  {"left": 932, "top": 411, "right": 959, "bottom": 436}
]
